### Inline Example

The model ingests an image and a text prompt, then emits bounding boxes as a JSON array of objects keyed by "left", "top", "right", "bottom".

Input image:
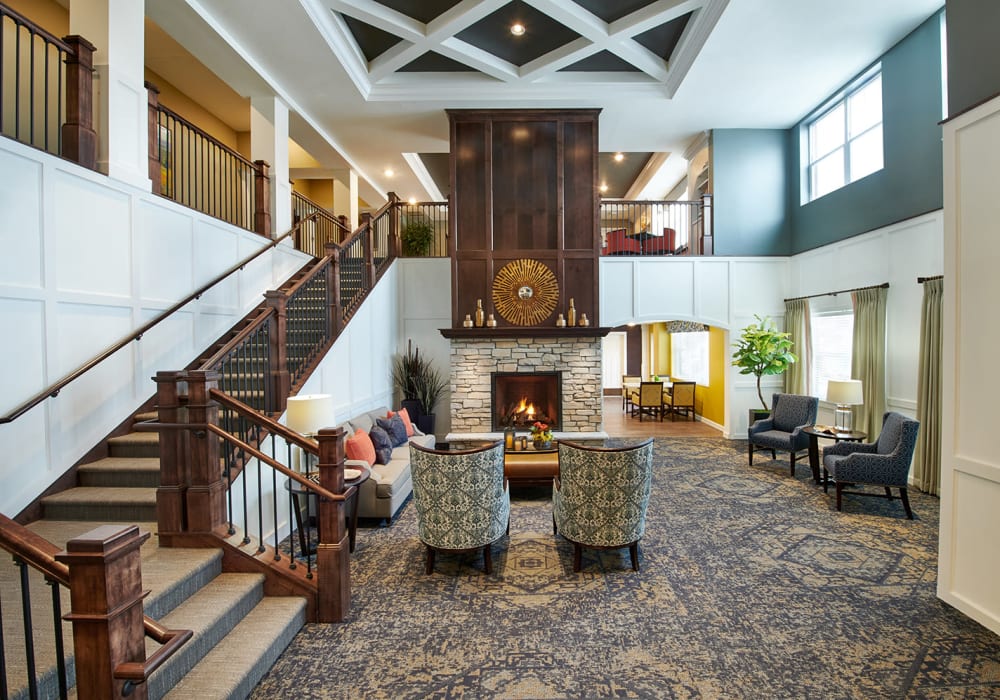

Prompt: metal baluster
[
  {"left": 0, "top": 579, "right": 8, "bottom": 698},
  {"left": 46, "top": 579, "right": 68, "bottom": 700},
  {"left": 16, "top": 558, "right": 39, "bottom": 699},
  {"left": 271, "top": 436, "right": 280, "bottom": 561}
]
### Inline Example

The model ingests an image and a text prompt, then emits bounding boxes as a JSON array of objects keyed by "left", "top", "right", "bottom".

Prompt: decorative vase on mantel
[{"left": 532, "top": 438, "right": 552, "bottom": 450}]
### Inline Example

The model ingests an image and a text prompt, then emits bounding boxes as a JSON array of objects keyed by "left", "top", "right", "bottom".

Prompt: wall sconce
[{"left": 825, "top": 380, "right": 863, "bottom": 432}]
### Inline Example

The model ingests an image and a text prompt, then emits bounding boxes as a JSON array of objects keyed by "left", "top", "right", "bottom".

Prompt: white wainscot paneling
[
  {"left": 730, "top": 260, "right": 789, "bottom": 318},
  {"left": 54, "top": 301, "right": 132, "bottom": 377},
  {"left": 53, "top": 173, "right": 131, "bottom": 296},
  {"left": 695, "top": 260, "right": 731, "bottom": 327},
  {"left": 793, "top": 247, "right": 838, "bottom": 298},
  {"left": 137, "top": 199, "right": 194, "bottom": 301},
  {"left": 0, "top": 406, "right": 50, "bottom": 515},
  {"left": 636, "top": 260, "right": 694, "bottom": 321},
  {"left": 886, "top": 214, "right": 943, "bottom": 283},
  {"left": 0, "top": 298, "right": 45, "bottom": 413},
  {"left": 599, "top": 260, "right": 636, "bottom": 325},
  {"left": 193, "top": 309, "right": 242, "bottom": 355},
  {"left": 399, "top": 259, "right": 449, "bottom": 319},
  {"left": 835, "top": 234, "right": 889, "bottom": 289},
  {"left": 237, "top": 234, "right": 275, "bottom": 307},
  {"left": 0, "top": 148, "right": 43, "bottom": 289},
  {"left": 951, "top": 468, "right": 1000, "bottom": 618},
  {"left": 139, "top": 308, "right": 196, "bottom": 383}
]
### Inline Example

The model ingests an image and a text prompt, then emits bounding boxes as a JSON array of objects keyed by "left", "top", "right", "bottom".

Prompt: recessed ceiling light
[
  {"left": 384, "top": 168, "right": 394, "bottom": 177},
  {"left": 510, "top": 22, "right": 525, "bottom": 36},
  {"left": 408, "top": 197, "right": 417, "bottom": 205},
  {"left": 614, "top": 152, "right": 625, "bottom": 162},
  {"left": 600, "top": 183, "right": 608, "bottom": 193}
]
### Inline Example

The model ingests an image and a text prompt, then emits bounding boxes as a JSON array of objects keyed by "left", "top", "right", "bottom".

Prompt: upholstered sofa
[{"left": 338, "top": 406, "right": 435, "bottom": 522}]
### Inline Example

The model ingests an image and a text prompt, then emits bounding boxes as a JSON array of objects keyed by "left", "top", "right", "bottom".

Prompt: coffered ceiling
[{"left": 146, "top": 0, "right": 944, "bottom": 205}]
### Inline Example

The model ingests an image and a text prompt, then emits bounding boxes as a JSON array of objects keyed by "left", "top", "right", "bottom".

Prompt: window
[
  {"left": 805, "top": 70, "right": 883, "bottom": 202},
  {"left": 810, "top": 312, "right": 853, "bottom": 400},
  {"left": 670, "top": 331, "right": 709, "bottom": 386}
]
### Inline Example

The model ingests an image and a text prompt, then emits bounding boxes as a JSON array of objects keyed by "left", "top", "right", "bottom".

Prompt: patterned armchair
[
  {"left": 748, "top": 393, "right": 819, "bottom": 476},
  {"left": 822, "top": 411, "right": 920, "bottom": 518},
  {"left": 410, "top": 441, "right": 510, "bottom": 574},
  {"left": 553, "top": 439, "right": 654, "bottom": 572}
]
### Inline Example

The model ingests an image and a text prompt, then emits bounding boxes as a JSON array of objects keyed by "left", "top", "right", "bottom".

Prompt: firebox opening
[{"left": 492, "top": 371, "right": 562, "bottom": 432}]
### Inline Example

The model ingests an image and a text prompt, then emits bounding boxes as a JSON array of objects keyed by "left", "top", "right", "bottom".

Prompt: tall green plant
[
  {"left": 731, "top": 315, "right": 797, "bottom": 410},
  {"left": 391, "top": 340, "right": 448, "bottom": 414}
]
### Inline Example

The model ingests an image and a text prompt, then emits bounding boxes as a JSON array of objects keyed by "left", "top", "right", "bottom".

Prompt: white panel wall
[
  {"left": 938, "top": 95, "right": 1000, "bottom": 635},
  {"left": 0, "top": 138, "right": 309, "bottom": 517}
]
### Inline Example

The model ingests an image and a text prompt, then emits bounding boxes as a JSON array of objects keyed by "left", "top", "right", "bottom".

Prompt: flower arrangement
[{"left": 530, "top": 421, "right": 553, "bottom": 443}]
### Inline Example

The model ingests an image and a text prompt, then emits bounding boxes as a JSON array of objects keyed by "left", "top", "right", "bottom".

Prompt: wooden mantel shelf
[{"left": 440, "top": 327, "right": 612, "bottom": 339}]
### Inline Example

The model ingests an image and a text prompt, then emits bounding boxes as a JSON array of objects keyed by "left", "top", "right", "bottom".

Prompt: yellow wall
[
  {"left": 702, "top": 325, "right": 727, "bottom": 425},
  {"left": 6, "top": 0, "right": 67, "bottom": 33}
]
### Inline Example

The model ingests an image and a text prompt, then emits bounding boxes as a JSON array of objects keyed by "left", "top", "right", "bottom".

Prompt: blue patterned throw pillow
[
  {"left": 377, "top": 415, "right": 408, "bottom": 447},
  {"left": 368, "top": 424, "right": 394, "bottom": 465}
]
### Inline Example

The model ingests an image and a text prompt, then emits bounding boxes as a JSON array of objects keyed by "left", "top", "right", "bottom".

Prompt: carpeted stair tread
[
  {"left": 108, "top": 431, "right": 160, "bottom": 458},
  {"left": 40, "top": 486, "right": 158, "bottom": 521},
  {"left": 78, "top": 457, "right": 161, "bottom": 487},
  {"left": 134, "top": 411, "right": 159, "bottom": 422},
  {"left": 147, "top": 573, "right": 266, "bottom": 698},
  {"left": 162, "top": 596, "right": 306, "bottom": 700}
]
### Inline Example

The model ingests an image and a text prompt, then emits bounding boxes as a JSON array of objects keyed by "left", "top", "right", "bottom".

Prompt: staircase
[{"left": 4, "top": 412, "right": 307, "bottom": 699}]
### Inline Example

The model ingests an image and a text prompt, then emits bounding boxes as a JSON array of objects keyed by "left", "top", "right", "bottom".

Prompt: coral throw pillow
[
  {"left": 389, "top": 408, "right": 415, "bottom": 437},
  {"left": 345, "top": 430, "right": 376, "bottom": 467}
]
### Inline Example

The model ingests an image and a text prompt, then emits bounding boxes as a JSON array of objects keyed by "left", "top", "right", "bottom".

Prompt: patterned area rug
[{"left": 252, "top": 439, "right": 1000, "bottom": 699}]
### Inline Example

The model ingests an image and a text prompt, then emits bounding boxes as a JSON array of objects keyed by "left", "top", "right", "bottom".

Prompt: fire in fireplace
[{"left": 492, "top": 371, "right": 562, "bottom": 431}]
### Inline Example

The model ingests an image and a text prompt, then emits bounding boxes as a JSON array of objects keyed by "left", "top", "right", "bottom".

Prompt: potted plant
[
  {"left": 391, "top": 340, "right": 448, "bottom": 434},
  {"left": 731, "top": 315, "right": 797, "bottom": 416},
  {"left": 401, "top": 217, "right": 434, "bottom": 257}
]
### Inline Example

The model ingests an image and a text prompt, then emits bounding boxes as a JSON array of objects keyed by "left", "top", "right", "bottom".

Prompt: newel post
[
  {"left": 264, "top": 291, "right": 291, "bottom": 415},
  {"left": 361, "top": 212, "right": 376, "bottom": 286},
  {"left": 146, "top": 82, "right": 161, "bottom": 195},
  {"left": 387, "top": 191, "right": 400, "bottom": 259},
  {"left": 61, "top": 35, "right": 97, "bottom": 170},
  {"left": 56, "top": 525, "right": 150, "bottom": 700},
  {"left": 316, "top": 427, "right": 350, "bottom": 622},
  {"left": 154, "top": 371, "right": 188, "bottom": 545},
  {"left": 326, "top": 243, "right": 344, "bottom": 338},
  {"left": 184, "top": 371, "right": 227, "bottom": 534},
  {"left": 254, "top": 159, "right": 272, "bottom": 237}
]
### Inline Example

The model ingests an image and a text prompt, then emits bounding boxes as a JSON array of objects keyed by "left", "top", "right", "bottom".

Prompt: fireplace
[{"left": 491, "top": 371, "right": 562, "bottom": 431}]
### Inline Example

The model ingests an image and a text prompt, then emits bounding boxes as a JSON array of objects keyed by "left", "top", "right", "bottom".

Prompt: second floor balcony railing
[{"left": 599, "top": 197, "right": 712, "bottom": 256}]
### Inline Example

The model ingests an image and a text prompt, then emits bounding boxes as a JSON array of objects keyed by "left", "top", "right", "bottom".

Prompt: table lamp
[
  {"left": 825, "top": 380, "right": 863, "bottom": 432},
  {"left": 286, "top": 394, "right": 335, "bottom": 472}
]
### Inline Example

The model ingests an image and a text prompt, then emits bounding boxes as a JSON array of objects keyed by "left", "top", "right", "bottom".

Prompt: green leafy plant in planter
[
  {"left": 731, "top": 315, "right": 797, "bottom": 410},
  {"left": 391, "top": 340, "right": 448, "bottom": 433},
  {"left": 401, "top": 217, "right": 434, "bottom": 257}
]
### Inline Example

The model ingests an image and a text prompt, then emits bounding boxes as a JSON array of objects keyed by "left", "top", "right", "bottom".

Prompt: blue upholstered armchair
[
  {"left": 410, "top": 441, "right": 510, "bottom": 574},
  {"left": 822, "top": 411, "right": 920, "bottom": 518},
  {"left": 553, "top": 439, "right": 654, "bottom": 572},
  {"left": 748, "top": 393, "right": 819, "bottom": 476}
]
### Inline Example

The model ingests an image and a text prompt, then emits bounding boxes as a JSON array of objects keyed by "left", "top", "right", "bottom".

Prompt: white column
[
  {"left": 70, "top": 0, "right": 148, "bottom": 188},
  {"left": 250, "top": 95, "right": 291, "bottom": 236},
  {"left": 332, "top": 168, "right": 359, "bottom": 231}
]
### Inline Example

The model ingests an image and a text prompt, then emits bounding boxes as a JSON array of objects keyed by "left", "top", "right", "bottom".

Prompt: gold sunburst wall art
[{"left": 491, "top": 258, "right": 559, "bottom": 326}]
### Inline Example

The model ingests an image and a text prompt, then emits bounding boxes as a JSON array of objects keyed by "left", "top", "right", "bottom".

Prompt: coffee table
[
  {"left": 504, "top": 445, "right": 559, "bottom": 487},
  {"left": 802, "top": 426, "right": 866, "bottom": 484},
  {"left": 285, "top": 465, "right": 371, "bottom": 554}
]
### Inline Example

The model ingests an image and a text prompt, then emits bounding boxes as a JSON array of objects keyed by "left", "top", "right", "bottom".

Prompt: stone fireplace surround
[{"left": 446, "top": 336, "right": 607, "bottom": 440}]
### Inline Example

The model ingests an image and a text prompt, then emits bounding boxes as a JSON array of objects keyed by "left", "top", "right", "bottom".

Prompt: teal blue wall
[
  {"left": 709, "top": 10, "right": 944, "bottom": 256},
  {"left": 946, "top": 0, "right": 1000, "bottom": 116},
  {"left": 788, "top": 11, "right": 944, "bottom": 253},
  {"left": 712, "top": 129, "right": 791, "bottom": 256}
]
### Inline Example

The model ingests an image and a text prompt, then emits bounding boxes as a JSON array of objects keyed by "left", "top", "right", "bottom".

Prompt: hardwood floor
[{"left": 600, "top": 397, "right": 722, "bottom": 438}]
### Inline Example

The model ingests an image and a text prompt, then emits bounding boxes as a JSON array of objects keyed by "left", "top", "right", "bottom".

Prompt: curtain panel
[
  {"left": 851, "top": 287, "right": 887, "bottom": 440},
  {"left": 783, "top": 298, "right": 811, "bottom": 395},
  {"left": 913, "top": 278, "right": 942, "bottom": 495}
]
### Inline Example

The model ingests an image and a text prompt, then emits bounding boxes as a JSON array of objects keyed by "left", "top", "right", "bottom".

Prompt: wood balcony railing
[{"left": 0, "top": 2, "right": 96, "bottom": 168}]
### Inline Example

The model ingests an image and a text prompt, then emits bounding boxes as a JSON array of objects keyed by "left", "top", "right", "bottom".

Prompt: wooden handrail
[
  {"left": 114, "top": 622, "right": 193, "bottom": 692},
  {"left": 0, "top": 225, "right": 301, "bottom": 425},
  {"left": 196, "top": 307, "right": 276, "bottom": 371},
  {"left": 0, "top": 3, "right": 74, "bottom": 52}
]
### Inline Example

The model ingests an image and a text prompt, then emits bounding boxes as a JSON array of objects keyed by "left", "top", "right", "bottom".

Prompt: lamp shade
[
  {"left": 826, "top": 379, "right": 863, "bottom": 405},
  {"left": 285, "top": 394, "right": 335, "bottom": 435}
]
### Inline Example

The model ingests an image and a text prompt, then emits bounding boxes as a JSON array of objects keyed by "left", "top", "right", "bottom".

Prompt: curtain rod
[
  {"left": 917, "top": 275, "right": 943, "bottom": 283},
  {"left": 783, "top": 282, "right": 889, "bottom": 304}
]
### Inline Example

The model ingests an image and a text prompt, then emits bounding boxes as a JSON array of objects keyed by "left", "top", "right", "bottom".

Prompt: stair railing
[
  {"left": 0, "top": 224, "right": 303, "bottom": 426},
  {"left": 0, "top": 514, "right": 192, "bottom": 698},
  {"left": 0, "top": 2, "right": 96, "bottom": 169},
  {"left": 151, "top": 372, "right": 352, "bottom": 622},
  {"left": 291, "top": 191, "right": 351, "bottom": 256}
]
